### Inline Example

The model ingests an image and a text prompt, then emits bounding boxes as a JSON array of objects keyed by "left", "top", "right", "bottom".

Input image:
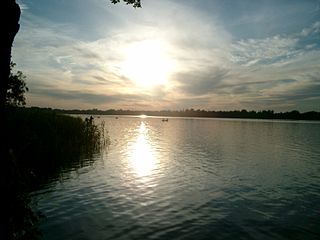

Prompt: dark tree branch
[{"left": 111, "top": 0, "right": 142, "bottom": 8}]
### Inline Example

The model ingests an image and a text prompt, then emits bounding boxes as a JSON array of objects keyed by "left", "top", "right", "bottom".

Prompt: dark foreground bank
[{"left": 1, "top": 107, "right": 106, "bottom": 240}]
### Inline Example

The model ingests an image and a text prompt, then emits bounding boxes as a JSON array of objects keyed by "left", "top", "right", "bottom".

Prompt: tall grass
[
  {"left": 6, "top": 107, "right": 107, "bottom": 183},
  {"left": 3, "top": 106, "right": 108, "bottom": 239}
]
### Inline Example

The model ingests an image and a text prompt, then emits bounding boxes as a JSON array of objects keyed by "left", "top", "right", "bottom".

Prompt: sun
[{"left": 121, "top": 39, "right": 174, "bottom": 88}]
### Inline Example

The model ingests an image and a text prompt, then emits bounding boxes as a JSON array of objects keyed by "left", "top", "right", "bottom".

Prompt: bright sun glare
[
  {"left": 122, "top": 39, "right": 174, "bottom": 88},
  {"left": 129, "top": 122, "right": 157, "bottom": 178}
]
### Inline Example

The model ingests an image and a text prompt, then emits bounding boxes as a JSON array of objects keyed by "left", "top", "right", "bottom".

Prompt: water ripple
[{"left": 32, "top": 117, "right": 320, "bottom": 239}]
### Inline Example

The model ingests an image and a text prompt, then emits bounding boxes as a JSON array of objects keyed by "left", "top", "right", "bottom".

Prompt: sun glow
[{"left": 121, "top": 39, "right": 174, "bottom": 88}]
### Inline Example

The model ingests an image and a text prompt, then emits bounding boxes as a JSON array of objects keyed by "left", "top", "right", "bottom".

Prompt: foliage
[
  {"left": 4, "top": 107, "right": 108, "bottom": 240},
  {"left": 6, "top": 107, "right": 107, "bottom": 183},
  {"left": 6, "top": 62, "right": 28, "bottom": 107},
  {"left": 111, "top": 0, "right": 141, "bottom": 8}
]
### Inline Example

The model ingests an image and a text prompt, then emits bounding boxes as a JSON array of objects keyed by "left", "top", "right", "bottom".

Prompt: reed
[{"left": 3, "top": 106, "right": 108, "bottom": 239}]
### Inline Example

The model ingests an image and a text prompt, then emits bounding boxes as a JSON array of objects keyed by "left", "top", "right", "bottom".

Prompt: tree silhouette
[
  {"left": 6, "top": 62, "right": 28, "bottom": 107},
  {"left": 0, "top": 0, "right": 21, "bottom": 111}
]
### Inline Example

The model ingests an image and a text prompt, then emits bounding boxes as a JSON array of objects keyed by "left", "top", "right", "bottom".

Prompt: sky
[{"left": 12, "top": 0, "right": 320, "bottom": 112}]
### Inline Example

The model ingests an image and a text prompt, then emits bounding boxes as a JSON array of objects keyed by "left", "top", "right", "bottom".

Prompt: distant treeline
[{"left": 45, "top": 107, "right": 320, "bottom": 120}]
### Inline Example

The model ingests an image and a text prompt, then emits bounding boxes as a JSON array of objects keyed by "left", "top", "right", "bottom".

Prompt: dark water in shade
[{"left": 31, "top": 116, "right": 320, "bottom": 240}]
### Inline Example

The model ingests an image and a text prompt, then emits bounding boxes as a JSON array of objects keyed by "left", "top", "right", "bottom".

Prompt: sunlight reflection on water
[
  {"left": 32, "top": 116, "right": 320, "bottom": 240},
  {"left": 127, "top": 122, "right": 158, "bottom": 179}
]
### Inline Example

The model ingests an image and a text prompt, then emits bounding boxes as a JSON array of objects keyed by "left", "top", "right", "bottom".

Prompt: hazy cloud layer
[{"left": 13, "top": 0, "right": 320, "bottom": 111}]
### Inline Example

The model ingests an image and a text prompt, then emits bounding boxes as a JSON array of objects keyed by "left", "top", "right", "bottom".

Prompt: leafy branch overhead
[{"left": 111, "top": 0, "right": 141, "bottom": 8}]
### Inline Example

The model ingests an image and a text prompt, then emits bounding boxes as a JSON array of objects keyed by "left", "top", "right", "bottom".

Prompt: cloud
[
  {"left": 163, "top": 18, "right": 320, "bottom": 111},
  {"left": 237, "top": 74, "right": 320, "bottom": 111},
  {"left": 173, "top": 67, "right": 230, "bottom": 95},
  {"left": 301, "top": 21, "right": 320, "bottom": 36},
  {"left": 231, "top": 36, "right": 299, "bottom": 66},
  {"left": 270, "top": 77, "right": 320, "bottom": 101},
  {"left": 29, "top": 85, "right": 152, "bottom": 105},
  {"left": 13, "top": 0, "right": 320, "bottom": 111},
  {"left": 13, "top": 12, "right": 135, "bottom": 93},
  {"left": 226, "top": 79, "right": 297, "bottom": 95},
  {"left": 17, "top": 0, "right": 28, "bottom": 12},
  {"left": 231, "top": 20, "right": 320, "bottom": 67}
]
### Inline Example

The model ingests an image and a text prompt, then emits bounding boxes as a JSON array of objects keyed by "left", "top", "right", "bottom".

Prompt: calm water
[{"left": 31, "top": 116, "right": 320, "bottom": 240}]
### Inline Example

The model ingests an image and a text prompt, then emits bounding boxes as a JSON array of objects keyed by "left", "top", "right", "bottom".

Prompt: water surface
[{"left": 32, "top": 116, "right": 320, "bottom": 239}]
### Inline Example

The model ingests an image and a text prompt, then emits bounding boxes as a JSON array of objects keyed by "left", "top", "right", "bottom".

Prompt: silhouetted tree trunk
[
  {"left": 0, "top": 0, "right": 20, "bottom": 110},
  {"left": 0, "top": 1, "right": 21, "bottom": 239}
]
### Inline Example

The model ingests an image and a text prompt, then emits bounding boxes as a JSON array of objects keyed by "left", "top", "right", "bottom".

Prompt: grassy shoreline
[{"left": 2, "top": 106, "right": 107, "bottom": 240}]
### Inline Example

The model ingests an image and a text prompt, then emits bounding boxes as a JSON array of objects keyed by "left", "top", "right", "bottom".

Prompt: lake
[{"left": 31, "top": 116, "right": 320, "bottom": 239}]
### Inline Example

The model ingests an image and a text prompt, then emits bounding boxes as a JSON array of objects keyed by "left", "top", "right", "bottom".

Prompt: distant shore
[{"left": 28, "top": 107, "right": 320, "bottom": 121}]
